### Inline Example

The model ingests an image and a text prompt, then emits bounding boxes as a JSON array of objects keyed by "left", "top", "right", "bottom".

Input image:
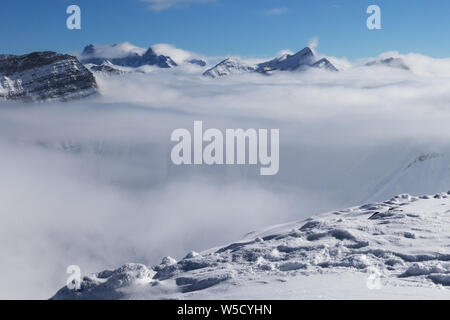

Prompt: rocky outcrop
[{"left": 0, "top": 51, "right": 98, "bottom": 102}]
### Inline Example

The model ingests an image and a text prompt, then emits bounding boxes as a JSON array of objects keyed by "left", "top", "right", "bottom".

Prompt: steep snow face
[
  {"left": 52, "top": 192, "right": 450, "bottom": 300},
  {"left": 0, "top": 52, "right": 97, "bottom": 102},
  {"left": 203, "top": 58, "right": 256, "bottom": 78}
]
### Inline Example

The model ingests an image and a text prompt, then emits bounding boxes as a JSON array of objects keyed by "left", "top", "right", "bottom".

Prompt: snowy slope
[
  {"left": 360, "top": 152, "right": 450, "bottom": 203},
  {"left": 52, "top": 192, "right": 450, "bottom": 300},
  {"left": 255, "top": 47, "right": 316, "bottom": 73},
  {"left": 203, "top": 58, "right": 257, "bottom": 78}
]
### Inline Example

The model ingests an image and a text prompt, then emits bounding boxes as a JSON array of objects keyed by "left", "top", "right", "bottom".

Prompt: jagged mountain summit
[
  {"left": 80, "top": 44, "right": 177, "bottom": 68},
  {"left": 255, "top": 47, "right": 315, "bottom": 73},
  {"left": 0, "top": 51, "right": 97, "bottom": 102},
  {"left": 52, "top": 192, "right": 450, "bottom": 300},
  {"left": 365, "top": 57, "right": 410, "bottom": 70},
  {"left": 204, "top": 47, "right": 338, "bottom": 78},
  {"left": 80, "top": 43, "right": 206, "bottom": 69},
  {"left": 203, "top": 58, "right": 256, "bottom": 78}
]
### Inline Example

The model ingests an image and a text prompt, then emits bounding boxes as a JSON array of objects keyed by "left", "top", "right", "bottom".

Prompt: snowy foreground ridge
[{"left": 52, "top": 192, "right": 450, "bottom": 300}]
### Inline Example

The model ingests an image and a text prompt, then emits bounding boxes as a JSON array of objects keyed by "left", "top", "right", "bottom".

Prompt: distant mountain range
[
  {"left": 79, "top": 43, "right": 412, "bottom": 77},
  {"left": 79, "top": 43, "right": 340, "bottom": 78},
  {"left": 79, "top": 43, "right": 206, "bottom": 69},
  {"left": 0, "top": 42, "right": 412, "bottom": 102},
  {"left": 204, "top": 47, "right": 338, "bottom": 78}
]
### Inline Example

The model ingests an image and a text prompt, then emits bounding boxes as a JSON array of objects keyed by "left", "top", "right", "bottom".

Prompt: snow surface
[{"left": 52, "top": 192, "right": 450, "bottom": 299}]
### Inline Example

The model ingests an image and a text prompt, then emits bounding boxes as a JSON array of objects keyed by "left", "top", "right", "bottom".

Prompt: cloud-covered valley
[{"left": 2, "top": 50, "right": 450, "bottom": 298}]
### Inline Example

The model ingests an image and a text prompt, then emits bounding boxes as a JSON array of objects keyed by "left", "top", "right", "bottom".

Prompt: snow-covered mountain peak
[
  {"left": 255, "top": 47, "right": 315, "bottom": 73},
  {"left": 203, "top": 58, "right": 256, "bottom": 78},
  {"left": 52, "top": 191, "right": 450, "bottom": 299},
  {"left": 204, "top": 47, "right": 338, "bottom": 78},
  {"left": 80, "top": 43, "right": 206, "bottom": 70}
]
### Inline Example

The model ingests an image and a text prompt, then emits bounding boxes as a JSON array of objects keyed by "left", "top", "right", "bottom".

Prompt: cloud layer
[{"left": 2, "top": 50, "right": 450, "bottom": 299}]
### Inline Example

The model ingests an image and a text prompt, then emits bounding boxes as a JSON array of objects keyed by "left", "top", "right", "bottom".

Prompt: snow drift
[{"left": 52, "top": 192, "right": 450, "bottom": 299}]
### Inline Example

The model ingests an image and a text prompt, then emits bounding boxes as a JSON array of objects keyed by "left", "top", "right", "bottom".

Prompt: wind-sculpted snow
[{"left": 52, "top": 192, "right": 450, "bottom": 299}]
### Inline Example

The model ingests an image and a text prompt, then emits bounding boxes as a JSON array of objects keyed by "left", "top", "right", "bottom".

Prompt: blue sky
[{"left": 1, "top": 0, "right": 450, "bottom": 59}]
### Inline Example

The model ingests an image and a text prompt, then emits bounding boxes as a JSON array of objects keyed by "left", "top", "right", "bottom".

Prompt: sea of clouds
[{"left": 2, "top": 50, "right": 450, "bottom": 299}]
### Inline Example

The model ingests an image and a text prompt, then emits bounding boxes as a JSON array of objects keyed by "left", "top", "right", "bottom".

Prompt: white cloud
[
  {"left": 308, "top": 37, "right": 319, "bottom": 54},
  {"left": 141, "top": 0, "right": 214, "bottom": 11},
  {"left": 3, "top": 50, "right": 450, "bottom": 298},
  {"left": 276, "top": 49, "right": 294, "bottom": 57},
  {"left": 151, "top": 43, "right": 205, "bottom": 65},
  {"left": 80, "top": 42, "right": 146, "bottom": 59},
  {"left": 263, "top": 7, "right": 287, "bottom": 16}
]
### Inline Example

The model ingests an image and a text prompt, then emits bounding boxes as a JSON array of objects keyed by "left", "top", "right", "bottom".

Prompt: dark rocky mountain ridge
[{"left": 0, "top": 51, "right": 98, "bottom": 102}]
